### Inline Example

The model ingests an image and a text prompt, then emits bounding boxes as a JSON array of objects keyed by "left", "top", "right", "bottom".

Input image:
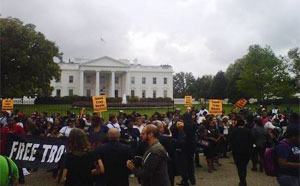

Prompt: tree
[
  {"left": 0, "top": 17, "right": 61, "bottom": 98},
  {"left": 237, "top": 45, "right": 295, "bottom": 100},
  {"left": 192, "top": 75, "right": 213, "bottom": 100},
  {"left": 210, "top": 71, "right": 228, "bottom": 99},
  {"left": 225, "top": 59, "right": 248, "bottom": 103},
  {"left": 173, "top": 72, "right": 195, "bottom": 98},
  {"left": 287, "top": 47, "right": 300, "bottom": 91}
]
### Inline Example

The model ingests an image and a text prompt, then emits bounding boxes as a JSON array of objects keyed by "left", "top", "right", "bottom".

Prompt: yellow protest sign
[
  {"left": 2, "top": 99, "right": 14, "bottom": 111},
  {"left": 234, "top": 99, "right": 248, "bottom": 109},
  {"left": 209, "top": 99, "right": 223, "bottom": 115},
  {"left": 92, "top": 95, "right": 107, "bottom": 112},
  {"left": 184, "top": 96, "right": 193, "bottom": 106}
]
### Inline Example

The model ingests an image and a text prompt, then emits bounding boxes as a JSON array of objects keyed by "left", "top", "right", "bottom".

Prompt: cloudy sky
[{"left": 1, "top": 0, "right": 299, "bottom": 76}]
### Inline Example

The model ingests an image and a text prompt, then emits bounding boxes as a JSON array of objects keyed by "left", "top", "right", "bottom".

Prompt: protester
[
  {"left": 275, "top": 127, "right": 300, "bottom": 186},
  {"left": 230, "top": 119, "right": 254, "bottom": 186},
  {"left": 0, "top": 155, "right": 19, "bottom": 186},
  {"left": 93, "top": 128, "right": 133, "bottom": 186},
  {"left": 58, "top": 128, "right": 104, "bottom": 186},
  {"left": 59, "top": 116, "right": 76, "bottom": 137},
  {"left": 251, "top": 118, "right": 269, "bottom": 172},
  {"left": 126, "top": 124, "right": 171, "bottom": 186},
  {"left": 1, "top": 116, "right": 25, "bottom": 184}
]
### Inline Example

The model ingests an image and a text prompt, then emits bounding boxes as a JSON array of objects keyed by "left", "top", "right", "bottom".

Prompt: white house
[{"left": 51, "top": 56, "right": 174, "bottom": 98}]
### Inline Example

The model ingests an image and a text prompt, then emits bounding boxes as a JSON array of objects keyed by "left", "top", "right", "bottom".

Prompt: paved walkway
[{"left": 24, "top": 155, "right": 278, "bottom": 186}]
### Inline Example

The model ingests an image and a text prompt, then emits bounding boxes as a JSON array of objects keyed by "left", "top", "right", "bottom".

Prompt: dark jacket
[
  {"left": 230, "top": 127, "right": 254, "bottom": 155},
  {"left": 93, "top": 141, "right": 133, "bottom": 186},
  {"left": 252, "top": 125, "right": 269, "bottom": 148},
  {"left": 133, "top": 140, "right": 171, "bottom": 186}
]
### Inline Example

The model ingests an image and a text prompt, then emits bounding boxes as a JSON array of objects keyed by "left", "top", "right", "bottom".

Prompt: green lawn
[{"left": 13, "top": 103, "right": 299, "bottom": 121}]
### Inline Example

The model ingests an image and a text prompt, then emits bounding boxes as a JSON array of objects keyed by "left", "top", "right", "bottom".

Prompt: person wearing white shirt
[
  {"left": 59, "top": 118, "right": 76, "bottom": 137},
  {"left": 107, "top": 115, "right": 121, "bottom": 131},
  {"left": 133, "top": 117, "right": 145, "bottom": 133}
]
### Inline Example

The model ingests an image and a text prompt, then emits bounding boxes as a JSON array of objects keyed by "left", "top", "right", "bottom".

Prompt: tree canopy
[
  {"left": 0, "top": 17, "right": 61, "bottom": 98},
  {"left": 237, "top": 45, "right": 295, "bottom": 100}
]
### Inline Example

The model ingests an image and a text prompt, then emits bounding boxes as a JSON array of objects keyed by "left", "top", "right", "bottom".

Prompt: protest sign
[
  {"left": 234, "top": 99, "right": 248, "bottom": 109},
  {"left": 184, "top": 96, "right": 193, "bottom": 106},
  {"left": 209, "top": 99, "right": 223, "bottom": 115},
  {"left": 92, "top": 95, "right": 107, "bottom": 112},
  {"left": 6, "top": 134, "right": 67, "bottom": 169},
  {"left": 5, "top": 133, "right": 107, "bottom": 169},
  {"left": 2, "top": 99, "right": 14, "bottom": 111}
]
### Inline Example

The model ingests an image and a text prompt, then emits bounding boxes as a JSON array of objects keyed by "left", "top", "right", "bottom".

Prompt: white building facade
[{"left": 51, "top": 56, "right": 174, "bottom": 99}]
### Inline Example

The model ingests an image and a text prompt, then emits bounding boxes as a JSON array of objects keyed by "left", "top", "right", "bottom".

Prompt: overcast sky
[{"left": 1, "top": 0, "right": 300, "bottom": 77}]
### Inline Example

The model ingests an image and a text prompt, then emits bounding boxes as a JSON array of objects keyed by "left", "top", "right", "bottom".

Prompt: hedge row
[
  {"left": 35, "top": 96, "right": 173, "bottom": 105},
  {"left": 72, "top": 101, "right": 174, "bottom": 108}
]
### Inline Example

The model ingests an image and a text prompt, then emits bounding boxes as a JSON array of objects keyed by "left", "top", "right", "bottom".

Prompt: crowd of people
[{"left": 0, "top": 105, "right": 299, "bottom": 186}]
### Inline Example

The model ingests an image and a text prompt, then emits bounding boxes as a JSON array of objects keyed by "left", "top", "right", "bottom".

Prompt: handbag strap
[{"left": 4, "top": 156, "right": 13, "bottom": 185}]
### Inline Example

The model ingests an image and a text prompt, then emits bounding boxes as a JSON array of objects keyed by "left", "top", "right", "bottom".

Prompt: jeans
[{"left": 277, "top": 175, "right": 300, "bottom": 186}]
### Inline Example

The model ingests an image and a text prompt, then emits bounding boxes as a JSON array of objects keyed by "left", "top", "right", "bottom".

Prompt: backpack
[{"left": 264, "top": 140, "right": 289, "bottom": 176}]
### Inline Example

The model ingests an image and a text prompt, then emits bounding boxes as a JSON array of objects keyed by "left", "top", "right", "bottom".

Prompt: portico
[{"left": 79, "top": 70, "right": 129, "bottom": 97}]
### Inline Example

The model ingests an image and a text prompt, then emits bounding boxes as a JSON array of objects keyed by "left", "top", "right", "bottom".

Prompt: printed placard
[
  {"left": 184, "top": 96, "right": 193, "bottom": 106},
  {"left": 92, "top": 95, "right": 107, "bottom": 112},
  {"left": 2, "top": 99, "right": 14, "bottom": 111},
  {"left": 209, "top": 99, "right": 223, "bottom": 115},
  {"left": 234, "top": 99, "right": 248, "bottom": 109}
]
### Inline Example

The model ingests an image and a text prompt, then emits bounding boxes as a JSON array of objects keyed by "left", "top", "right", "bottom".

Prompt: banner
[
  {"left": 92, "top": 95, "right": 107, "bottom": 112},
  {"left": 2, "top": 99, "right": 14, "bottom": 111},
  {"left": 209, "top": 99, "right": 223, "bottom": 115},
  {"left": 234, "top": 99, "right": 248, "bottom": 109},
  {"left": 6, "top": 134, "right": 67, "bottom": 169},
  {"left": 5, "top": 133, "right": 107, "bottom": 169},
  {"left": 184, "top": 96, "right": 193, "bottom": 106}
]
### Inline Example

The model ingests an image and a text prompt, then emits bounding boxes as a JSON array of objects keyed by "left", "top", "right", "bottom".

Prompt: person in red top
[
  {"left": 1, "top": 117, "right": 25, "bottom": 155},
  {"left": 0, "top": 116, "right": 25, "bottom": 184}
]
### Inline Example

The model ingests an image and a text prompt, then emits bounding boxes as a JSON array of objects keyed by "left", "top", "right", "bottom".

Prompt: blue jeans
[{"left": 277, "top": 175, "right": 300, "bottom": 186}]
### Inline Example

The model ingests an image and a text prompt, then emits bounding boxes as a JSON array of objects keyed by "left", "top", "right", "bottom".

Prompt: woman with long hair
[{"left": 58, "top": 128, "right": 104, "bottom": 186}]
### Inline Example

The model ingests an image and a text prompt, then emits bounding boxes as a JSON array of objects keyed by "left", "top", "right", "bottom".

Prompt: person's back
[
  {"left": 94, "top": 141, "right": 132, "bottom": 186},
  {"left": 0, "top": 155, "right": 19, "bottom": 186},
  {"left": 252, "top": 125, "right": 269, "bottom": 149},
  {"left": 231, "top": 127, "right": 253, "bottom": 155},
  {"left": 139, "top": 141, "right": 170, "bottom": 186},
  {"left": 64, "top": 151, "right": 94, "bottom": 186}
]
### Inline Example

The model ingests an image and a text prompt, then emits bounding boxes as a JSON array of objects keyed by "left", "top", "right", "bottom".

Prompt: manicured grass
[{"left": 13, "top": 103, "right": 299, "bottom": 121}]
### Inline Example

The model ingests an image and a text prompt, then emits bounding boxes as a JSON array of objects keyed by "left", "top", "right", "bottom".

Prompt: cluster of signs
[{"left": 184, "top": 96, "right": 247, "bottom": 115}]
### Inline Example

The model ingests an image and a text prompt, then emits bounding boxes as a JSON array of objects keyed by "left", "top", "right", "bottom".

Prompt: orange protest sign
[
  {"left": 234, "top": 99, "right": 248, "bottom": 109},
  {"left": 209, "top": 99, "right": 223, "bottom": 115},
  {"left": 184, "top": 96, "right": 193, "bottom": 106},
  {"left": 92, "top": 95, "right": 107, "bottom": 112},
  {"left": 2, "top": 99, "right": 14, "bottom": 111}
]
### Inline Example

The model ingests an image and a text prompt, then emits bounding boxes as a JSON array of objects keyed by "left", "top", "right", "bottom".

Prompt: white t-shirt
[
  {"left": 59, "top": 126, "right": 74, "bottom": 137},
  {"left": 107, "top": 123, "right": 121, "bottom": 131},
  {"left": 133, "top": 125, "right": 144, "bottom": 134}
]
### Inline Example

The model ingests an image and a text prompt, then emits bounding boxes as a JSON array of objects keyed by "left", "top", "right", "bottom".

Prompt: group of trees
[
  {"left": 1, "top": 17, "right": 299, "bottom": 103},
  {"left": 174, "top": 45, "right": 299, "bottom": 103}
]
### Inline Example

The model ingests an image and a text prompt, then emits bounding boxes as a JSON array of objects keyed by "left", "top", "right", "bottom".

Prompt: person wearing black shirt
[
  {"left": 93, "top": 128, "right": 133, "bottom": 186},
  {"left": 59, "top": 128, "right": 104, "bottom": 186},
  {"left": 230, "top": 119, "right": 254, "bottom": 186}
]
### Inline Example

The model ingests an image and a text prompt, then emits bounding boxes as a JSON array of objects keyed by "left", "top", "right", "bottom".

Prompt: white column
[
  {"left": 110, "top": 71, "right": 115, "bottom": 97},
  {"left": 95, "top": 71, "right": 100, "bottom": 96},
  {"left": 79, "top": 70, "right": 84, "bottom": 96},
  {"left": 125, "top": 71, "right": 130, "bottom": 96}
]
